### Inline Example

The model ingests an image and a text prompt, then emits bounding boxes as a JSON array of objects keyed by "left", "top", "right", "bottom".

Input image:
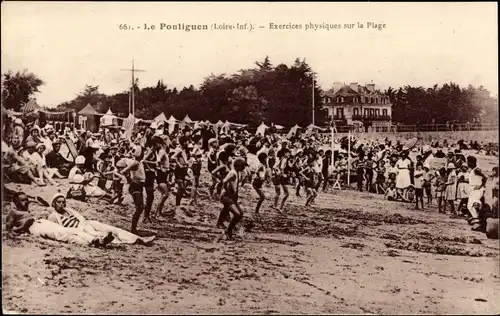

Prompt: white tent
[
  {"left": 100, "top": 109, "right": 118, "bottom": 126},
  {"left": 154, "top": 112, "right": 167, "bottom": 122},
  {"left": 256, "top": 123, "right": 268, "bottom": 136},
  {"left": 183, "top": 115, "right": 194, "bottom": 123},
  {"left": 287, "top": 124, "right": 301, "bottom": 138},
  {"left": 167, "top": 115, "right": 178, "bottom": 134}
]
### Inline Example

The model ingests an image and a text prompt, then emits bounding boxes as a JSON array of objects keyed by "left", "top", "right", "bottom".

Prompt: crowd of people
[{"left": 2, "top": 114, "right": 499, "bottom": 244}]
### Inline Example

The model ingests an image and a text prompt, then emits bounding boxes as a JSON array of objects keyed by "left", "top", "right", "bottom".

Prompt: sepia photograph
[{"left": 1, "top": 1, "right": 499, "bottom": 314}]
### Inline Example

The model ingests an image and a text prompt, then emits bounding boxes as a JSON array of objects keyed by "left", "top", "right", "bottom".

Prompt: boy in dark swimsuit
[{"left": 219, "top": 157, "right": 247, "bottom": 240}]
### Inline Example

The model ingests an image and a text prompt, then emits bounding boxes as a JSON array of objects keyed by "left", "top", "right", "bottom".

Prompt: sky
[{"left": 1, "top": 2, "right": 498, "bottom": 108}]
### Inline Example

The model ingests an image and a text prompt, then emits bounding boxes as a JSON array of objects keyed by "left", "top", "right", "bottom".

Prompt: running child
[
  {"left": 252, "top": 152, "right": 268, "bottom": 215},
  {"left": 219, "top": 157, "right": 247, "bottom": 240}
]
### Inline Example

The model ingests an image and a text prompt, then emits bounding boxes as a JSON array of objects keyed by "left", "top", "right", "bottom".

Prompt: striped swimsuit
[{"left": 60, "top": 213, "right": 80, "bottom": 228}]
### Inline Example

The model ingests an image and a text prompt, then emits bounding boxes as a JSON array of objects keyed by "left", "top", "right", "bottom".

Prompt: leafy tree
[{"left": 1, "top": 70, "right": 44, "bottom": 111}]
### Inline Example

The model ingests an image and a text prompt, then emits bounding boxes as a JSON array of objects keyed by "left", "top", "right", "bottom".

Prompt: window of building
[
  {"left": 353, "top": 108, "right": 359, "bottom": 116},
  {"left": 375, "top": 109, "right": 380, "bottom": 117},
  {"left": 364, "top": 109, "right": 368, "bottom": 117},
  {"left": 336, "top": 107, "right": 344, "bottom": 117},
  {"left": 383, "top": 109, "right": 388, "bottom": 116}
]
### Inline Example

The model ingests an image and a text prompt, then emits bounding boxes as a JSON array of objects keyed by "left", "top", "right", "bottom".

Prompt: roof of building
[{"left": 322, "top": 84, "right": 389, "bottom": 98}]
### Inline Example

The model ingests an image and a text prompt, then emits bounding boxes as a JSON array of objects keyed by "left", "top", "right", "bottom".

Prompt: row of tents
[{"left": 4, "top": 101, "right": 332, "bottom": 137}]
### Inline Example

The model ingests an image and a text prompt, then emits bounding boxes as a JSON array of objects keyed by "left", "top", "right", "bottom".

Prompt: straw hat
[
  {"left": 447, "top": 162, "right": 456, "bottom": 169},
  {"left": 51, "top": 193, "right": 66, "bottom": 207},
  {"left": 25, "top": 141, "right": 37, "bottom": 148},
  {"left": 14, "top": 118, "right": 23, "bottom": 125},
  {"left": 36, "top": 143, "right": 46, "bottom": 150},
  {"left": 75, "top": 155, "right": 85, "bottom": 164}
]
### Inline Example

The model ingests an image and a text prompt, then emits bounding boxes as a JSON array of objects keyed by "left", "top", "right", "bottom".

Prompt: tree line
[{"left": 2, "top": 57, "right": 497, "bottom": 127}]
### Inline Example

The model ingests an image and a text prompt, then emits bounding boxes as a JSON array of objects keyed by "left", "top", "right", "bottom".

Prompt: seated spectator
[
  {"left": 39, "top": 127, "right": 53, "bottom": 155},
  {"left": 35, "top": 143, "right": 65, "bottom": 180},
  {"left": 48, "top": 193, "right": 155, "bottom": 244},
  {"left": 5, "top": 191, "right": 113, "bottom": 247},
  {"left": 24, "top": 125, "right": 42, "bottom": 144},
  {"left": 385, "top": 182, "right": 397, "bottom": 201},
  {"left": 22, "top": 141, "right": 59, "bottom": 186},
  {"left": 11, "top": 118, "right": 25, "bottom": 141},
  {"left": 68, "top": 156, "right": 109, "bottom": 198},
  {"left": 2, "top": 139, "right": 44, "bottom": 186},
  {"left": 46, "top": 140, "right": 73, "bottom": 177}
]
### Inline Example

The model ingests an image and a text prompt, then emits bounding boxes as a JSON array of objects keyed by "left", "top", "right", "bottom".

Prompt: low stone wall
[{"left": 326, "top": 130, "right": 499, "bottom": 143}]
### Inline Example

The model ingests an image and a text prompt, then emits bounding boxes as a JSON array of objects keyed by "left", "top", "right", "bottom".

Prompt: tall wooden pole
[
  {"left": 312, "top": 75, "right": 315, "bottom": 126},
  {"left": 331, "top": 127, "right": 335, "bottom": 167},
  {"left": 347, "top": 130, "right": 351, "bottom": 186},
  {"left": 121, "top": 58, "right": 145, "bottom": 117}
]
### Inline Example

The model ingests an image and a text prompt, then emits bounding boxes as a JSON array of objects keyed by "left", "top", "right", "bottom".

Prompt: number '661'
[{"left": 119, "top": 24, "right": 130, "bottom": 30}]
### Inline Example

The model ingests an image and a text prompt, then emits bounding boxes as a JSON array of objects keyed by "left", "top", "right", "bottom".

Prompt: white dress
[{"left": 396, "top": 158, "right": 411, "bottom": 189}]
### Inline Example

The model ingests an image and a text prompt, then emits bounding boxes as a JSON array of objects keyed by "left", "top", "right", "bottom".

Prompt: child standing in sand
[
  {"left": 423, "top": 166, "right": 434, "bottom": 206},
  {"left": 435, "top": 168, "right": 447, "bottom": 213},
  {"left": 456, "top": 164, "right": 470, "bottom": 216},
  {"left": 414, "top": 163, "right": 425, "bottom": 210},
  {"left": 445, "top": 163, "right": 457, "bottom": 215}
]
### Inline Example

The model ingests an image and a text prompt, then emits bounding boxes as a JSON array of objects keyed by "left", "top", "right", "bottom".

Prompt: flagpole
[
  {"left": 331, "top": 127, "right": 335, "bottom": 167},
  {"left": 312, "top": 75, "right": 315, "bottom": 126},
  {"left": 347, "top": 130, "right": 351, "bottom": 187},
  {"left": 121, "top": 58, "right": 145, "bottom": 117},
  {"left": 132, "top": 59, "right": 135, "bottom": 116}
]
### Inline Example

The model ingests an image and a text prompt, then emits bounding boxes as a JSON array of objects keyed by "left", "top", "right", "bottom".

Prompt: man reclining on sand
[
  {"left": 5, "top": 192, "right": 155, "bottom": 246},
  {"left": 5, "top": 191, "right": 113, "bottom": 247},
  {"left": 47, "top": 193, "right": 156, "bottom": 245}
]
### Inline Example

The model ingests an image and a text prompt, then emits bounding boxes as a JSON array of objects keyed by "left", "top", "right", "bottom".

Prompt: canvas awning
[{"left": 21, "top": 99, "right": 40, "bottom": 114}]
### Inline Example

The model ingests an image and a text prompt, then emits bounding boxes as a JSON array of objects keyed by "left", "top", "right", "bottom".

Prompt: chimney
[
  {"left": 349, "top": 82, "right": 359, "bottom": 92},
  {"left": 332, "top": 81, "right": 343, "bottom": 93},
  {"left": 366, "top": 83, "right": 375, "bottom": 92}
]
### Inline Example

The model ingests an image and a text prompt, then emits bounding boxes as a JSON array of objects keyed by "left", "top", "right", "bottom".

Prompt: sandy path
[{"left": 2, "top": 168, "right": 499, "bottom": 314}]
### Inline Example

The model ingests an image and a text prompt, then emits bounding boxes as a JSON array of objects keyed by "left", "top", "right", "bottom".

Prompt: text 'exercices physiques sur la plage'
[{"left": 118, "top": 22, "right": 387, "bottom": 32}]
